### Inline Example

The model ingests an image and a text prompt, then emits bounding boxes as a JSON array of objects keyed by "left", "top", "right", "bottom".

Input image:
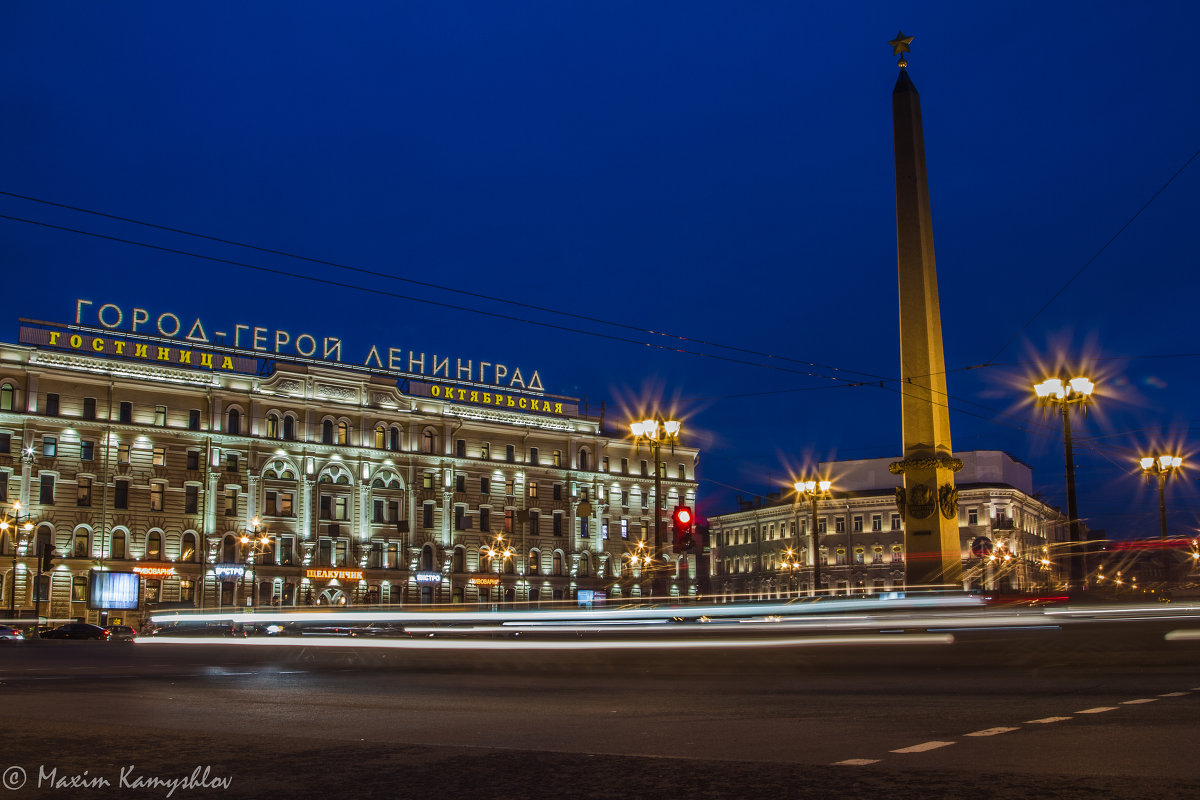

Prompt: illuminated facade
[
  {"left": 0, "top": 319, "right": 699, "bottom": 626},
  {"left": 708, "top": 452, "right": 1066, "bottom": 598}
]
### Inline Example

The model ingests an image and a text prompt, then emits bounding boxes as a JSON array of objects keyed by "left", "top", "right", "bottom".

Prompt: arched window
[
  {"left": 146, "top": 531, "right": 163, "bottom": 560},
  {"left": 0, "top": 383, "right": 14, "bottom": 411},
  {"left": 553, "top": 551, "right": 563, "bottom": 576},
  {"left": 375, "top": 425, "right": 386, "bottom": 449},
  {"left": 579, "top": 553, "right": 591, "bottom": 577},
  {"left": 578, "top": 449, "right": 590, "bottom": 472},
  {"left": 321, "top": 419, "right": 333, "bottom": 444},
  {"left": 283, "top": 415, "right": 295, "bottom": 441},
  {"left": 72, "top": 528, "right": 89, "bottom": 557},
  {"left": 452, "top": 546, "right": 465, "bottom": 573},
  {"left": 266, "top": 414, "right": 280, "bottom": 439},
  {"left": 389, "top": 427, "right": 400, "bottom": 451},
  {"left": 222, "top": 535, "right": 238, "bottom": 564},
  {"left": 110, "top": 530, "right": 127, "bottom": 559},
  {"left": 337, "top": 421, "right": 349, "bottom": 445},
  {"left": 226, "top": 408, "right": 241, "bottom": 436},
  {"left": 422, "top": 428, "right": 436, "bottom": 454},
  {"left": 181, "top": 532, "right": 198, "bottom": 563},
  {"left": 420, "top": 543, "right": 435, "bottom": 571},
  {"left": 528, "top": 549, "right": 540, "bottom": 575}
]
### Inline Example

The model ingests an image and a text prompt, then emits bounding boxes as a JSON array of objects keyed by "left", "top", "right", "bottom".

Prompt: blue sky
[{"left": 2, "top": 2, "right": 1198, "bottom": 539}]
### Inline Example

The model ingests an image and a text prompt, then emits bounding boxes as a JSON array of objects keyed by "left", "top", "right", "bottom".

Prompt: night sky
[{"left": 2, "top": 3, "right": 1198, "bottom": 540}]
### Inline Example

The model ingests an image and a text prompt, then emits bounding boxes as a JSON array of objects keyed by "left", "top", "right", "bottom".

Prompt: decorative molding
[
  {"left": 888, "top": 455, "right": 964, "bottom": 474},
  {"left": 316, "top": 384, "right": 356, "bottom": 402},
  {"left": 939, "top": 484, "right": 959, "bottom": 520},
  {"left": 276, "top": 379, "right": 303, "bottom": 395}
]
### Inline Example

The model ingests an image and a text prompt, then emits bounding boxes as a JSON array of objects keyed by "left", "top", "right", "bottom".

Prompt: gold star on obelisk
[{"left": 889, "top": 30, "right": 914, "bottom": 68}]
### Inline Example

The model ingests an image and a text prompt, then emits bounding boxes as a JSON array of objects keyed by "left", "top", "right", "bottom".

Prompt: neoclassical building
[
  {"left": 708, "top": 452, "right": 1066, "bottom": 599},
  {"left": 0, "top": 322, "right": 699, "bottom": 627}
]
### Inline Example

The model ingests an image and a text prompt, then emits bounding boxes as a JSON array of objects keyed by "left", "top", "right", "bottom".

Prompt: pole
[
  {"left": 33, "top": 544, "right": 43, "bottom": 635},
  {"left": 1157, "top": 471, "right": 1170, "bottom": 588},
  {"left": 810, "top": 495, "right": 821, "bottom": 597},
  {"left": 652, "top": 438, "right": 664, "bottom": 599},
  {"left": 1060, "top": 405, "right": 1084, "bottom": 588}
]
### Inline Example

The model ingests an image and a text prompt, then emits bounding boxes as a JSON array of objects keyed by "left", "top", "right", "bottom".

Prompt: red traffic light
[{"left": 673, "top": 507, "right": 693, "bottom": 527}]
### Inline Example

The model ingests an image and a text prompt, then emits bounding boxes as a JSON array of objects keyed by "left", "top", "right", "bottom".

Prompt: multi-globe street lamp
[
  {"left": 239, "top": 516, "right": 272, "bottom": 607},
  {"left": 1033, "top": 376, "right": 1095, "bottom": 588},
  {"left": 1140, "top": 453, "right": 1184, "bottom": 587},
  {"left": 630, "top": 417, "right": 681, "bottom": 598},
  {"left": 793, "top": 479, "right": 832, "bottom": 597},
  {"left": 2, "top": 500, "right": 35, "bottom": 618}
]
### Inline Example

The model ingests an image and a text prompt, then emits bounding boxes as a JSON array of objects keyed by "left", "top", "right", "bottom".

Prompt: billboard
[{"left": 88, "top": 571, "right": 141, "bottom": 610}]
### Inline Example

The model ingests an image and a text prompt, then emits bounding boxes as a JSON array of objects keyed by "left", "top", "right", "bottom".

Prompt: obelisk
[{"left": 887, "top": 32, "right": 963, "bottom": 589}]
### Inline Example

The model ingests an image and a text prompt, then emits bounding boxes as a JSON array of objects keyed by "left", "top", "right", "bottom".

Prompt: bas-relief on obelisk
[{"left": 887, "top": 32, "right": 963, "bottom": 588}]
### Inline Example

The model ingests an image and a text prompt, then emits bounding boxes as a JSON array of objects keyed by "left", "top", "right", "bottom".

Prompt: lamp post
[
  {"left": 630, "top": 417, "right": 681, "bottom": 599},
  {"left": 793, "top": 479, "right": 832, "bottom": 597},
  {"left": 1140, "top": 454, "right": 1184, "bottom": 588},
  {"left": 239, "top": 516, "right": 272, "bottom": 607},
  {"left": 1033, "top": 376, "right": 1095, "bottom": 589},
  {"left": 481, "top": 533, "right": 513, "bottom": 605},
  {"left": 2, "top": 501, "right": 35, "bottom": 619}
]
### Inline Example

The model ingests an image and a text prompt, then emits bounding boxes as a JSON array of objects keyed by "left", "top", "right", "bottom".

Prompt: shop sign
[
  {"left": 414, "top": 571, "right": 442, "bottom": 584},
  {"left": 133, "top": 565, "right": 177, "bottom": 577},
  {"left": 305, "top": 569, "right": 363, "bottom": 581},
  {"left": 213, "top": 564, "right": 245, "bottom": 578},
  {"left": 469, "top": 577, "right": 500, "bottom": 586}
]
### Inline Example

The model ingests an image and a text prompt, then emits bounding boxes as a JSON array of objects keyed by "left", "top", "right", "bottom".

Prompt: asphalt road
[{"left": 1, "top": 615, "right": 1198, "bottom": 799}]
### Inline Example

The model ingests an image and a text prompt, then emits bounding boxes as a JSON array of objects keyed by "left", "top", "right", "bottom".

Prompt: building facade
[
  {"left": 0, "top": 324, "right": 699, "bottom": 627},
  {"left": 708, "top": 452, "right": 1066, "bottom": 599}
]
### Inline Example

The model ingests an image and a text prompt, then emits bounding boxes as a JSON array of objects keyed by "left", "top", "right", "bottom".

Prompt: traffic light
[
  {"left": 39, "top": 545, "right": 59, "bottom": 573},
  {"left": 672, "top": 505, "right": 695, "bottom": 553}
]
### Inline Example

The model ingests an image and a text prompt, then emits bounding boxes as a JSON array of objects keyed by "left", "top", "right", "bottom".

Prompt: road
[{"left": 1, "top": 606, "right": 1198, "bottom": 799}]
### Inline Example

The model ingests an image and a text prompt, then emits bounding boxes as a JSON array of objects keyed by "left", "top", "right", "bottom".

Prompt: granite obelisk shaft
[{"left": 891, "top": 67, "right": 962, "bottom": 588}]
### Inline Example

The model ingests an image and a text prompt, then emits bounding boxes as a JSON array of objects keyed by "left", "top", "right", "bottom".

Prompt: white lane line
[
  {"left": 965, "top": 726, "right": 1019, "bottom": 737},
  {"left": 833, "top": 759, "right": 880, "bottom": 766},
  {"left": 891, "top": 741, "right": 955, "bottom": 754},
  {"left": 1075, "top": 706, "right": 1118, "bottom": 714},
  {"left": 1159, "top": 691, "right": 1189, "bottom": 697},
  {"left": 1026, "top": 716, "right": 1072, "bottom": 724},
  {"left": 1121, "top": 698, "right": 1157, "bottom": 705}
]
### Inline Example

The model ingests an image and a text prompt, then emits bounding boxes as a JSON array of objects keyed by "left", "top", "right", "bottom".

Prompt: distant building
[
  {"left": 0, "top": 313, "right": 699, "bottom": 627},
  {"left": 707, "top": 452, "right": 1067, "bottom": 598}
]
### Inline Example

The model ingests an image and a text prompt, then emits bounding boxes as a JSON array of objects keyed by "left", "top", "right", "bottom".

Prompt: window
[
  {"left": 336, "top": 421, "right": 349, "bottom": 445},
  {"left": 188, "top": 409, "right": 201, "bottom": 430},
  {"left": 82, "top": 397, "right": 96, "bottom": 419},
  {"left": 150, "top": 483, "right": 164, "bottom": 511},
  {"left": 181, "top": 532, "right": 198, "bottom": 563},
  {"left": 505, "top": 479, "right": 514, "bottom": 496},
  {"left": 836, "top": 548, "right": 847, "bottom": 565},
  {"left": 553, "top": 483, "right": 562, "bottom": 501},
  {"left": 43, "top": 437, "right": 57, "bottom": 457},
  {"left": 640, "top": 460, "right": 648, "bottom": 476},
  {"left": 455, "top": 474, "right": 465, "bottom": 493},
  {"left": 319, "top": 495, "right": 332, "bottom": 519},
  {"left": 528, "top": 509, "right": 539, "bottom": 535},
  {"left": 891, "top": 514, "right": 902, "bottom": 531},
  {"left": 553, "top": 552, "right": 563, "bottom": 575},
  {"left": 621, "top": 490, "right": 629, "bottom": 508},
  {"left": 835, "top": 517, "right": 845, "bottom": 533},
  {"left": 480, "top": 507, "right": 491, "bottom": 532},
  {"left": 454, "top": 506, "right": 466, "bottom": 531},
  {"left": 505, "top": 444, "right": 515, "bottom": 463},
  {"left": 39, "top": 474, "right": 54, "bottom": 504},
  {"left": 322, "top": 420, "right": 333, "bottom": 444},
  {"left": 871, "top": 514, "right": 882, "bottom": 532},
  {"left": 0, "top": 384, "right": 14, "bottom": 411},
  {"left": 45, "top": 393, "right": 59, "bottom": 416},
  {"left": 854, "top": 547, "right": 865, "bottom": 564},
  {"left": 529, "top": 447, "right": 538, "bottom": 465},
  {"left": 226, "top": 408, "right": 241, "bottom": 435},
  {"left": 528, "top": 481, "right": 538, "bottom": 498},
  {"left": 579, "top": 450, "right": 589, "bottom": 471},
  {"left": 146, "top": 531, "right": 162, "bottom": 560},
  {"left": 280, "top": 537, "right": 295, "bottom": 566},
  {"left": 334, "top": 497, "right": 348, "bottom": 521},
  {"left": 422, "top": 429, "right": 436, "bottom": 454},
  {"left": 80, "top": 440, "right": 95, "bottom": 461},
  {"left": 422, "top": 473, "right": 434, "bottom": 490},
  {"left": 873, "top": 546, "right": 884, "bottom": 564},
  {"left": 817, "top": 517, "right": 827, "bottom": 534},
  {"left": 72, "top": 576, "right": 87, "bottom": 602},
  {"left": 0, "top": 433, "right": 8, "bottom": 454},
  {"left": 224, "top": 487, "right": 238, "bottom": 516},
  {"left": 891, "top": 545, "right": 903, "bottom": 562},
  {"left": 226, "top": 453, "right": 238, "bottom": 472},
  {"left": 455, "top": 439, "right": 465, "bottom": 458},
  {"left": 372, "top": 499, "right": 384, "bottom": 523},
  {"left": 118, "top": 443, "right": 130, "bottom": 464},
  {"left": 579, "top": 518, "right": 589, "bottom": 539},
  {"left": 481, "top": 442, "right": 490, "bottom": 460},
  {"left": 552, "top": 512, "right": 563, "bottom": 536},
  {"left": 180, "top": 580, "right": 195, "bottom": 602},
  {"left": 153, "top": 447, "right": 166, "bottom": 467},
  {"left": 480, "top": 476, "right": 490, "bottom": 495},
  {"left": 552, "top": 450, "right": 562, "bottom": 467},
  {"left": 284, "top": 416, "right": 296, "bottom": 441},
  {"left": 677, "top": 465, "right": 685, "bottom": 480},
  {"left": 853, "top": 516, "right": 863, "bottom": 533},
  {"left": 110, "top": 531, "right": 126, "bottom": 559},
  {"left": 268, "top": 414, "right": 282, "bottom": 440},
  {"left": 0, "top": 473, "right": 7, "bottom": 502},
  {"left": 154, "top": 405, "right": 167, "bottom": 426},
  {"left": 77, "top": 476, "right": 92, "bottom": 506},
  {"left": 968, "top": 508, "right": 979, "bottom": 525},
  {"left": 118, "top": 401, "right": 132, "bottom": 423},
  {"left": 504, "top": 509, "right": 514, "bottom": 534},
  {"left": 73, "top": 529, "right": 89, "bottom": 557},
  {"left": 145, "top": 579, "right": 161, "bottom": 602},
  {"left": 185, "top": 485, "right": 199, "bottom": 514},
  {"left": 620, "top": 458, "right": 628, "bottom": 474},
  {"left": 422, "top": 503, "right": 434, "bottom": 529},
  {"left": 528, "top": 550, "right": 540, "bottom": 575},
  {"left": 114, "top": 480, "right": 129, "bottom": 509},
  {"left": 186, "top": 450, "right": 200, "bottom": 470}
]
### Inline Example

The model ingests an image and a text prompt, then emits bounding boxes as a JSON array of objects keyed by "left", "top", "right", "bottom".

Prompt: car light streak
[
  {"left": 1164, "top": 630, "right": 1200, "bottom": 641},
  {"left": 136, "top": 633, "right": 955, "bottom": 651}
]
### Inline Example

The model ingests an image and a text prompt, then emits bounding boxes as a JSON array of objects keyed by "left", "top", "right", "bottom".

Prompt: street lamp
[
  {"left": 1140, "top": 453, "right": 1184, "bottom": 587},
  {"left": 239, "top": 516, "right": 272, "bottom": 607},
  {"left": 2, "top": 501, "right": 36, "bottom": 619},
  {"left": 481, "top": 533, "right": 514, "bottom": 604},
  {"left": 1033, "top": 376, "right": 1095, "bottom": 589},
  {"left": 630, "top": 417, "right": 681, "bottom": 599},
  {"left": 793, "top": 479, "right": 832, "bottom": 597}
]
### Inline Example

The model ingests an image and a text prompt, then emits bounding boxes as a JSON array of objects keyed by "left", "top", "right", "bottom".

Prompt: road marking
[
  {"left": 1159, "top": 691, "right": 1189, "bottom": 697},
  {"left": 1075, "top": 707, "right": 1118, "bottom": 714},
  {"left": 891, "top": 741, "right": 955, "bottom": 754},
  {"left": 832, "top": 759, "right": 880, "bottom": 766},
  {"left": 1121, "top": 698, "right": 1157, "bottom": 705},
  {"left": 1025, "top": 716, "right": 1072, "bottom": 724},
  {"left": 965, "top": 726, "right": 1019, "bottom": 737}
]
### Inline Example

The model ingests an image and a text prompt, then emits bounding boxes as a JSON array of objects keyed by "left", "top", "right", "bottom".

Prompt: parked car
[
  {"left": 41, "top": 623, "right": 110, "bottom": 640},
  {"left": 104, "top": 625, "right": 137, "bottom": 642},
  {"left": 0, "top": 625, "right": 24, "bottom": 641}
]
